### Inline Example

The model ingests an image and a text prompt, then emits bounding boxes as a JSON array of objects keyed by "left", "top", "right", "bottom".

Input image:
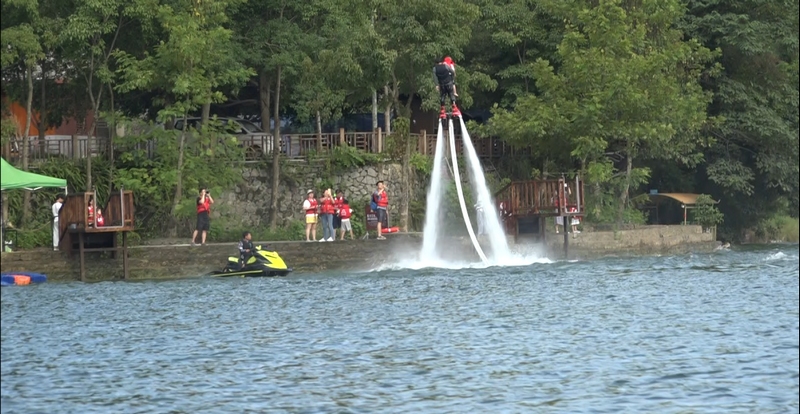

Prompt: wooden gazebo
[{"left": 57, "top": 188, "right": 135, "bottom": 281}]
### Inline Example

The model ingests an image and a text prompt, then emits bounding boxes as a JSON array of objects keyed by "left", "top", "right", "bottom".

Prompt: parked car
[{"left": 173, "top": 117, "right": 273, "bottom": 157}]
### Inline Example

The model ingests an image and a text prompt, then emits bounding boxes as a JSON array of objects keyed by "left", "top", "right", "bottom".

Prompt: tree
[
  {"left": 2, "top": 0, "right": 45, "bottom": 224},
  {"left": 680, "top": 0, "right": 800, "bottom": 237},
  {"left": 115, "top": 0, "right": 252, "bottom": 233},
  {"left": 489, "top": 0, "right": 716, "bottom": 225}
]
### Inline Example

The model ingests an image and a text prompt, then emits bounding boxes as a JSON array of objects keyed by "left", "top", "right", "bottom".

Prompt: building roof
[{"left": 648, "top": 193, "right": 717, "bottom": 206}]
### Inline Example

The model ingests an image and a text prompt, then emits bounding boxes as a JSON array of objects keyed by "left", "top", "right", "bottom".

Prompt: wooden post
[
  {"left": 339, "top": 128, "right": 345, "bottom": 146},
  {"left": 376, "top": 127, "right": 382, "bottom": 153},
  {"left": 122, "top": 231, "right": 129, "bottom": 280},
  {"left": 421, "top": 130, "right": 427, "bottom": 155},
  {"left": 71, "top": 134, "right": 79, "bottom": 159},
  {"left": 79, "top": 232, "right": 86, "bottom": 282},
  {"left": 563, "top": 216, "right": 569, "bottom": 259},
  {"left": 2, "top": 140, "right": 9, "bottom": 158}
]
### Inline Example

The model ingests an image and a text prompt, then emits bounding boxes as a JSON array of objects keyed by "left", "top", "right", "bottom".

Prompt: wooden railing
[
  {"left": 1, "top": 128, "right": 533, "bottom": 163},
  {"left": 495, "top": 177, "right": 585, "bottom": 218}
]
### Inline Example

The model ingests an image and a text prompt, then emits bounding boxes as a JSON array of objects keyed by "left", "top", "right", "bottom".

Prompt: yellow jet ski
[{"left": 212, "top": 245, "right": 292, "bottom": 277}]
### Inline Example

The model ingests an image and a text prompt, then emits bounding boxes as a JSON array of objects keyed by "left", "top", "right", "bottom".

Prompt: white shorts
[{"left": 340, "top": 218, "right": 352, "bottom": 231}]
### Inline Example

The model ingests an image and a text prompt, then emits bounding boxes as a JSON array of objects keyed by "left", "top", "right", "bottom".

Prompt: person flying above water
[{"left": 433, "top": 56, "right": 461, "bottom": 119}]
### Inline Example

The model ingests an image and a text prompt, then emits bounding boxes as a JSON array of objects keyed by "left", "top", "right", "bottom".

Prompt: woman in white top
[{"left": 52, "top": 194, "right": 64, "bottom": 251}]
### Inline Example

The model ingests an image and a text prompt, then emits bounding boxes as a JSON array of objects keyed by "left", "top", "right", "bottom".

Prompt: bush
[
  {"left": 755, "top": 214, "right": 799, "bottom": 242},
  {"left": 691, "top": 194, "right": 724, "bottom": 230}
]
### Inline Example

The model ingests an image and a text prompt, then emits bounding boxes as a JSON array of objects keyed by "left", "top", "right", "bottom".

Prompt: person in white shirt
[{"left": 52, "top": 194, "right": 64, "bottom": 251}]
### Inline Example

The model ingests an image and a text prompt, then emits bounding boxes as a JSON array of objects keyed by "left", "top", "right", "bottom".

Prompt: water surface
[{"left": 2, "top": 245, "right": 798, "bottom": 413}]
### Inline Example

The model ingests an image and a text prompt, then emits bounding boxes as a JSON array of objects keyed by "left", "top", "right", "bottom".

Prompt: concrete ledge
[{"left": 0, "top": 225, "right": 719, "bottom": 281}]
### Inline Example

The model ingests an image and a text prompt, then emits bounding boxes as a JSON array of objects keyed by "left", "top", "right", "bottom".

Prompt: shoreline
[{"left": 0, "top": 225, "right": 719, "bottom": 282}]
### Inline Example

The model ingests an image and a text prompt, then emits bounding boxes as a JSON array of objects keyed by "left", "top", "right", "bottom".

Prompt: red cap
[{"left": 443, "top": 56, "right": 454, "bottom": 65}]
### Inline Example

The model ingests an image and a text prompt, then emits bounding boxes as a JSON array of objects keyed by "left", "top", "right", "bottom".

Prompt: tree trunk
[
  {"left": 201, "top": 102, "right": 211, "bottom": 125},
  {"left": 172, "top": 113, "right": 189, "bottom": 236},
  {"left": 383, "top": 84, "right": 391, "bottom": 134},
  {"left": 37, "top": 65, "right": 46, "bottom": 149},
  {"left": 316, "top": 110, "right": 322, "bottom": 152},
  {"left": 400, "top": 119, "right": 412, "bottom": 232},
  {"left": 372, "top": 89, "right": 378, "bottom": 131},
  {"left": 258, "top": 69, "right": 271, "bottom": 139},
  {"left": 268, "top": 66, "right": 282, "bottom": 229},
  {"left": 21, "top": 66, "right": 34, "bottom": 225},
  {"left": 108, "top": 83, "right": 115, "bottom": 190},
  {"left": 617, "top": 151, "right": 633, "bottom": 227}
]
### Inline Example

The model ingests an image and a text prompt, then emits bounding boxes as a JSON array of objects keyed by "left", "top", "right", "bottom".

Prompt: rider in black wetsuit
[
  {"left": 238, "top": 231, "right": 254, "bottom": 269},
  {"left": 433, "top": 56, "right": 461, "bottom": 119}
]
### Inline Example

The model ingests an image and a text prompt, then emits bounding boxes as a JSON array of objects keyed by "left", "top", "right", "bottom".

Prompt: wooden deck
[
  {"left": 495, "top": 177, "right": 585, "bottom": 242},
  {"left": 58, "top": 189, "right": 136, "bottom": 281}
]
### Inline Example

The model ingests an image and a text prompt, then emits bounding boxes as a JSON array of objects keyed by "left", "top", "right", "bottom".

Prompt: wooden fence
[{"left": 1, "top": 127, "right": 531, "bottom": 163}]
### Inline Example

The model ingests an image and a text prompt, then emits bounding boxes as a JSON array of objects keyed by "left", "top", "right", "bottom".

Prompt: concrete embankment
[{"left": 0, "top": 225, "right": 717, "bottom": 282}]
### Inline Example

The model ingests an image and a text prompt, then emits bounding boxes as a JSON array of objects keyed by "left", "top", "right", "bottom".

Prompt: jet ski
[{"left": 211, "top": 245, "right": 293, "bottom": 277}]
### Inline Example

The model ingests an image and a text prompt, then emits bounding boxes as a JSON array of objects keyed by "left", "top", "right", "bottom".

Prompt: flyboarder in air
[{"left": 434, "top": 56, "right": 461, "bottom": 119}]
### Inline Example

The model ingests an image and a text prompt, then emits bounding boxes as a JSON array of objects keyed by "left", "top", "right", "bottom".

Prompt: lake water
[{"left": 2, "top": 245, "right": 798, "bottom": 413}]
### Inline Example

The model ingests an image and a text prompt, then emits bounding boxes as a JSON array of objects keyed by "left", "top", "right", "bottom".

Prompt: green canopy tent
[
  {"left": 1, "top": 157, "right": 68, "bottom": 250},
  {"left": 1, "top": 157, "right": 67, "bottom": 190}
]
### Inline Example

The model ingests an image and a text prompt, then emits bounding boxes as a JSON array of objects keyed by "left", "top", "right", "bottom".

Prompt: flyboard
[{"left": 441, "top": 116, "right": 488, "bottom": 264}]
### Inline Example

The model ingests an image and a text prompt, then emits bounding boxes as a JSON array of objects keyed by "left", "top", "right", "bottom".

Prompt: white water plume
[
  {"left": 420, "top": 125, "right": 447, "bottom": 261},
  {"left": 447, "top": 119, "right": 488, "bottom": 263},
  {"left": 458, "top": 118, "right": 512, "bottom": 262}
]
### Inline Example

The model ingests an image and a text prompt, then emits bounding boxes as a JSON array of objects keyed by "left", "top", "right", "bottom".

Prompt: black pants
[
  {"left": 240, "top": 252, "right": 253, "bottom": 268},
  {"left": 439, "top": 83, "right": 456, "bottom": 107}
]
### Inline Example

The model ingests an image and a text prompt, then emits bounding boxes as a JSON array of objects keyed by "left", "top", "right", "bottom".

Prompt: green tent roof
[{"left": 1, "top": 157, "right": 67, "bottom": 191}]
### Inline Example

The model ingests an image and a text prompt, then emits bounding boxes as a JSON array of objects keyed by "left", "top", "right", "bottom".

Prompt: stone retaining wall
[{"left": 214, "top": 163, "right": 427, "bottom": 229}]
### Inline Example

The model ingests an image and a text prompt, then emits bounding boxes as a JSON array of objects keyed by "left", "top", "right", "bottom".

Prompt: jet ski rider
[{"left": 238, "top": 231, "right": 254, "bottom": 269}]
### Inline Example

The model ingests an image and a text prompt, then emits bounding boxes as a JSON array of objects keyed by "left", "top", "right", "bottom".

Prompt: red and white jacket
[
  {"left": 339, "top": 205, "right": 353, "bottom": 220},
  {"left": 303, "top": 198, "right": 318, "bottom": 215}
]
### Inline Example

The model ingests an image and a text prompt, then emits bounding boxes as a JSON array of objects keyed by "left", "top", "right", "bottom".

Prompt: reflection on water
[{"left": 2, "top": 245, "right": 798, "bottom": 413}]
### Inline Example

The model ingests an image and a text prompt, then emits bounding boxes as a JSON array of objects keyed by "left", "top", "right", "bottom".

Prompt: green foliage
[
  {"left": 754, "top": 215, "right": 800, "bottom": 243},
  {"left": 113, "top": 121, "right": 245, "bottom": 233},
  {"left": 329, "top": 145, "right": 381, "bottom": 171},
  {"left": 410, "top": 152, "right": 432, "bottom": 176},
  {"left": 690, "top": 194, "right": 724, "bottom": 229}
]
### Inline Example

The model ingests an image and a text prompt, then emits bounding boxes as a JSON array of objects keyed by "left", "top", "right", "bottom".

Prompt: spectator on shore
[
  {"left": 339, "top": 198, "right": 355, "bottom": 240},
  {"left": 569, "top": 206, "right": 580, "bottom": 234},
  {"left": 333, "top": 189, "right": 344, "bottom": 236},
  {"left": 303, "top": 190, "right": 318, "bottom": 242},
  {"left": 96, "top": 208, "right": 105, "bottom": 227},
  {"left": 373, "top": 181, "right": 388, "bottom": 240},
  {"left": 87, "top": 197, "right": 95, "bottom": 227},
  {"left": 52, "top": 194, "right": 64, "bottom": 251},
  {"left": 192, "top": 187, "right": 214, "bottom": 246},
  {"left": 319, "top": 188, "right": 335, "bottom": 242}
]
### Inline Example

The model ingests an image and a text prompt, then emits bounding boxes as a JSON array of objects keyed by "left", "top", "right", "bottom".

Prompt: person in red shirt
[
  {"left": 338, "top": 198, "right": 355, "bottom": 240},
  {"left": 192, "top": 187, "right": 214, "bottom": 246},
  {"left": 333, "top": 189, "right": 344, "bottom": 236},
  {"left": 303, "top": 189, "right": 318, "bottom": 242},
  {"left": 372, "top": 181, "right": 389, "bottom": 239},
  {"left": 95, "top": 208, "right": 105, "bottom": 227},
  {"left": 87, "top": 197, "right": 95, "bottom": 227},
  {"left": 319, "top": 188, "right": 336, "bottom": 242}
]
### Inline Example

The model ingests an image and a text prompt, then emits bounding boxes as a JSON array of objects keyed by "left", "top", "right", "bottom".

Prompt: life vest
[
  {"left": 304, "top": 198, "right": 318, "bottom": 215},
  {"left": 197, "top": 197, "right": 210, "bottom": 214},
  {"left": 375, "top": 191, "right": 388, "bottom": 208},
  {"left": 434, "top": 62, "right": 455, "bottom": 86},
  {"left": 96, "top": 213, "right": 105, "bottom": 227},
  {"left": 334, "top": 196, "right": 344, "bottom": 211},
  {"left": 88, "top": 205, "right": 95, "bottom": 223},
  {"left": 320, "top": 198, "right": 335, "bottom": 215},
  {"left": 339, "top": 205, "right": 352, "bottom": 219}
]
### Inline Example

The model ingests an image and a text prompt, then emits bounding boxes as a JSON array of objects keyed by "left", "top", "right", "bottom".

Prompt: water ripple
[{"left": 2, "top": 245, "right": 798, "bottom": 413}]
